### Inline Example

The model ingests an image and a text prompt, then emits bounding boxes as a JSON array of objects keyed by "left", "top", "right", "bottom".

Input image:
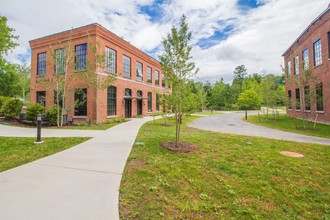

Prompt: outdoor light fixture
[{"left": 34, "top": 114, "right": 43, "bottom": 144}]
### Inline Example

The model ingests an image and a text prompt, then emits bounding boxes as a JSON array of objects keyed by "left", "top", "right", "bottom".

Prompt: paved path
[
  {"left": 0, "top": 117, "right": 155, "bottom": 220},
  {"left": 0, "top": 124, "right": 103, "bottom": 137},
  {"left": 188, "top": 112, "right": 330, "bottom": 145}
]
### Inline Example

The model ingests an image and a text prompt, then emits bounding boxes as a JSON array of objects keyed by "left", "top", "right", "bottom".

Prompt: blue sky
[{"left": 1, "top": 0, "right": 329, "bottom": 83}]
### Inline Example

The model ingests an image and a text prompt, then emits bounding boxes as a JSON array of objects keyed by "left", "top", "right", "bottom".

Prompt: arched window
[
  {"left": 107, "top": 86, "right": 116, "bottom": 116},
  {"left": 148, "top": 92, "right": 152, "bottom": 112}
]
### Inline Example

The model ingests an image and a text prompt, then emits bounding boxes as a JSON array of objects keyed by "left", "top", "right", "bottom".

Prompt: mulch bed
[{"left": 160, "top": 141, "right": 199, "bottom": 153}]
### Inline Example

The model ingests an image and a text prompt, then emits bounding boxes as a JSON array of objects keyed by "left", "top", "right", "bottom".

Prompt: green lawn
[
  {"left": 246, "top": 114, "right": 330, "bottom": 139},
  {"left": 0, "top": 137, "right": 90, "bottom": 172},
  {"left": 119, "top": 116, "right": 329, "bottom": 219}
]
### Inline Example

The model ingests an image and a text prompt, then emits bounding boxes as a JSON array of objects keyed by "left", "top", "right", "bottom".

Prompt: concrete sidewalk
[
  {"left": 188, "top": 112, "right": 330, "bottom": 145},
  {"left": 0, "top": 124, "right": 103, "bottom": 137},
  {"left": 0, "top": 117, "right": 154, "bottom": 220}
]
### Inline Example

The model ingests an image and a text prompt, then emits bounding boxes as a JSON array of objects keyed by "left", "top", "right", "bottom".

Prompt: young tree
[
  {"left": 159, "top": 15, "right": 198, "bottom": 147},
  {"left": 15, "top": 63, "right": 31, "bottom": 100},
  {"left": 237, "top": 88, "right": 262, "bottom": 110}
]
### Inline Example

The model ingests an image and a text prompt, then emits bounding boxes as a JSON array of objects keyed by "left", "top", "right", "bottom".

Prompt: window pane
[
  {"left": 147, "top": 67, "right": 152, "bottom": 83},
  {"left": 287, "top": 61, "right": 291, "bottom": 77},
  {"left": 75, "top": 44, "right": 87, "bottom": 71},
  {"left": 288, "top": 90, "right": 292, "bottom": 109},
  {"left": 36, "top": 91, "right": 46, "bottom": 107},
  {"left": 302, "top": 49, "right": 309, "bottom": 70},
  {"left": 74, "top": 88, "right": 87, "bottom": 116},
  {"left": 295, "top": 88, "right": 300, "bottom": 110},
  {"left": 148, "top": 92, "right": 152, "bottom": 112},
  {"left": 136, "top": 61, "right": 143, "bottom": 81},
  {"left": 316, "top": 83, "right": 324, "bottom": 111},
  {"left": 37, "top": 53, "right": 47, "bottom": 76},
  {"left": 162, "top": 73, "right": 165, "bottom": 87},
  {"left": 304, "top": 86, "right": 310, "bottom": 111},
  {"left": 313, "top": 39, "right": 322, "bottom": 66},
  {"left": 155, "top": 70, "right": 159, "bottom": 85},
  {"left": 123, "top": 55, "right": 131, "bottom": 78},
  {"left": 106, "top": 47, "right": 116, "bottom": 73},
  {"left": 156, "top": 94, "right": 160, "bottom": 111},
  {"left": 107, "top": 86, "right": 116, "bottom": 116},
  {"left": 294, "top": 56, "right": 299, "bottom": 75},
  {"left": 55, "top": 48, "right": 65, "bottom": 74}
]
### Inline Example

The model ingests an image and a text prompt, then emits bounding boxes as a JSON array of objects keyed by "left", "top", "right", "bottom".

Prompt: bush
[
  {"left": 46, "top": 106, "right": 61, "bottom": 126},
  {"left": 26, "top": 103, "right": 45, "bottom": 121},
  {"left": 0, "top": 96, "right": 10, "bottom": 116},
  {"left": 2, "top": 98, "right": 24, "bottom": 118},
  {"left": 105, "top": 117, "right": 127, "bottom": 124}
]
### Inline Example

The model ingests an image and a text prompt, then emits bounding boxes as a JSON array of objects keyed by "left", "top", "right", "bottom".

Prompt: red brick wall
[
  {"left": 30, "top": 24, "right": 169, "bottom": 123},
  {"left": 283, "top": 8, "right": 330, "bottom": 124}
]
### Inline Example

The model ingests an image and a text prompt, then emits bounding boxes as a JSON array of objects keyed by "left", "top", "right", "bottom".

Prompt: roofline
[
  {"left": 282, "top": 5, "right": 330, "bottom": 57},
  {"left": 29, "top": 23, "right": 161, "bottom": 64}
]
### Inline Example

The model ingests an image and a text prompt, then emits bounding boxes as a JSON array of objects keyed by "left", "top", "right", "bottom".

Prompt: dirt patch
[
  {"left": 126, "top": 159, "right": 146, "bottom": 173},
  {"left": 160, "top": 141, "right": 199, "bottom": 153},
  {"left": 280, "top": 151, "right": 304, "bottom": 158}
]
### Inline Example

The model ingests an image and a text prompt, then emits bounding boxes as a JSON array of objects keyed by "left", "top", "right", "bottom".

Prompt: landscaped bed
[
  {"left": 119, "top": 116, "right": 329, "bottom": 219},
  {"left": 246, "top": 113, "right": 330, "bottom": 139},
  {"left": 0, "top": 137, "right": 90, "bottom": 172}
]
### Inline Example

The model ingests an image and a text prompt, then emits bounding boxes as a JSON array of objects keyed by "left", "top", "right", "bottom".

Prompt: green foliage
[
  {"left": 25, "top": 103, "right": 45, "bottom": 121},
  {"left": 159, "top": 14, "right": 198, "bottom": 146},
  {"left": 0, "top": 96, "right": 10, "bottom": 115},
  {"left": 46, "top": 106, "right": 61, "bottom": 126},
  {"left": 237, "top": 89, "right": 262, "bottom": 110},
  {"left": 0, "top": 16, "right": 18, "bottom": 56},
  {"left": 15, "top": 63, "right": 31, "bottom": 100},
  {"left": 0, "top": 58, "right": 20, "bottom": 97},
  {"left": 2, "top": 98, "right": 23, "bottom": 118}
]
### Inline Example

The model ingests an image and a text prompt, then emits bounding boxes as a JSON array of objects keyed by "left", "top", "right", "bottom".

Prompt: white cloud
[{"left": 1, "top": 0, "right": 329, "bottom": 83}]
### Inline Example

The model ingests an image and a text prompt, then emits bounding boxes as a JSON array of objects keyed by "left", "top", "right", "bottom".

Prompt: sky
[{"left": 1, "top": 0, "right": 329, "bottom": 83}]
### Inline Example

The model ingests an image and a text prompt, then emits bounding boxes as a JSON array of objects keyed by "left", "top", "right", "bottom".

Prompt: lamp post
[{"left": 34, "top": 114, "right": 43, "bottom": 144}]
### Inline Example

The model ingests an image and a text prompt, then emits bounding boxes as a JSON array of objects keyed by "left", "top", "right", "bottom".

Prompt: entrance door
[
  {"left": 124, "top": 99, "right": 132, "bottom": 118},
  {"left": 137, "top": 99, "right": 142, "bottom": 115}
]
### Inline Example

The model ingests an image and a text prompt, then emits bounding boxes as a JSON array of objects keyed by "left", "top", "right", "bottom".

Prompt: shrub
[
  {"left": 26, "top": 103, "right": 45, "bottom": 121},
  {"left": 0, "top": 96, "right": 10, "bottom": 116},
  {"left": 46, "top": 106, "right": 61, "bottom": 126},
  {"left": 2, "top": 98, "right": 24, "bottom": 118},
  {"left": 105, "top": 117, "right": 127, "bottom": 124}
]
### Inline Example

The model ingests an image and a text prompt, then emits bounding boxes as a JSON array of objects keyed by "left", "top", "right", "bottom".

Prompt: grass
[
  {"left": 246, "top": 114, "right": 330, "bottom": 139},
  {"left": 119, "top": 116, "right": 330, "bottom": 219},
  {"left": 0, "top": 137, "right": 90, "bottom": 172}
]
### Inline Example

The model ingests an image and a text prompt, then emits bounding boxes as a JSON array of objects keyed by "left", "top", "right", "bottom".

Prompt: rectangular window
[
  {"left": 107, "top": 86, "right": 116, "bottom": 116},
  {"left": 302, "top": 49, "right": 309, "bottom": 70},
  {"left": 288, "top": 90, "right": 292, "bottom": 110},
  {"left": 316, "top": 83, "right": 324, "bottom": 111},
  {"left": 122, "top": 55, "right": 131, "bottom": 78},
  {"left": 54, "top": 48, "right": 65, "bottom": 74},
  {"left": 147, "top": 67, "right": 152, "bottom": 83},
  {"left": 36, "top": 91, "right": 46, "bottom": 107},
  {"left": 287, "top": 61, "right": 291, "bottom": 77},
  {"left": 75, "top": 43, "right": 87, "bottom": 71},
  {"left": 54, "top": 91, "right": 63, "bottom": 108},
  {"left": 37, "top": 52, "right": 46, "bottom": 76},
  {"left": 74, "top": 88, "right": 87, "bottom": 116},
  {"left": 105, "top": 47, "right": 116, "bottom": 73},
  {"left": 156, "top": 94, "right": 160, "bottom": 111},
  {"left": 294, "top": 56, "right": 299, "bottom": 75},
  {"left": 313, "top": 39, "right": 322, "bottom": 66},
  {"left": 304, "top": 86, "right": 310, "bottom": 111},
  {"left": 328, "top": 32, "right": 330, "bottom": 59},
  {"left": 136, "top": 61, "right": 143, "bottom": 81},
  {"left": 295, "top": 88, "right": 300, "bottom": 110},
  {"left": 155, "top": 70, "right": 159, "bottom": 85},
  {"left": 162, "top": 73, "right": 165, "bottom": 87},
  {"left": 148, "top": 92, "right": 152, "bottom": 112}
]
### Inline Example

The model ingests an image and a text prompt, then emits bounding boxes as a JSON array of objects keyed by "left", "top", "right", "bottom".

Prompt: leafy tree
[
  {"left": 0, "top": 16, "right": 18, "bottom": 57},
  {"left": 237, "top": 89, "right": 262, "bottom": 110},
  {"left": 159, "top": 15, "right": 198, "bottom": 147},
  {"left": 0, "top": 58, "right": 20, "bottom": 97},
  {"left": 15, "top": 63, "right": 30, "bottom": 100},
  {"left": 2, "top": 98, "right": 23, "bottom": 118},
  {"left": 232, "top": 65, "right": 247, "bottom": 92}
]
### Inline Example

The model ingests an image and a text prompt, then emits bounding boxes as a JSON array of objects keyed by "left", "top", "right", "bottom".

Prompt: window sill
[
  {"left": 295, "top": 110, "right": 301, "bottom": 112},
  {"left": 304, "top": 110, "right": 311, "bottom": 112},
  {"left": 314, "top": 63, "right": 323, "bottom": 68},
  {"left": 37, "top": 74, "right": 47, "bottom": 77},
  {"left": 288, "top": 109, "right": 292, "bottom": 111},
  {"left": 73, "top": 116, "right": 87, "bottom": 118},
  {"left": 106, "top": 115, "right": 117, "bottom": 118},
  {"left": 316, "top": 111, "right": 325, "bottom": 114}
]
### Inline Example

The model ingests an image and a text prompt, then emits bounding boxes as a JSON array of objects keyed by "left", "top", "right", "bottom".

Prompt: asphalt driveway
[{"left": 188, "top": 112, "right": 330, "bottom": 145}]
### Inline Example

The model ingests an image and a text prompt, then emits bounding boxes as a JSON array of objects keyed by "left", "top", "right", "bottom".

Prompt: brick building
[
  {"left": 30, "top": 23, "right": 169, "bottom": 123},
  {"left": 282, "top": 5, "right": 330, "bottom": 124}
]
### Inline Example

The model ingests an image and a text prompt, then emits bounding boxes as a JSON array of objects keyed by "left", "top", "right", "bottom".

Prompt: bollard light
[{"left": 34, "top": 114, "right": 43, "bottom": 144}]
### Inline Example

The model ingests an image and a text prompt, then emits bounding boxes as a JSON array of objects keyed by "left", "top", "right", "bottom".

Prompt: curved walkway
[
  {"left": 188, "top": 112, "right": 330, "bottom": 145},
  {"left": 0, "top": 117, "right": 155, "bottom": 220}
]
